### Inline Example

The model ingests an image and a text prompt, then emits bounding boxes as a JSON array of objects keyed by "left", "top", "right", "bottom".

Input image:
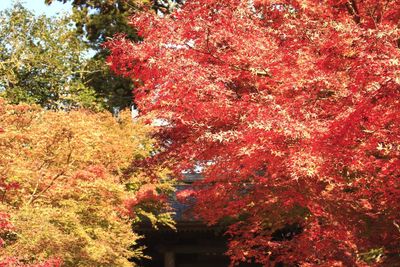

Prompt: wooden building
[{"left": 136, "top": 173, "right": 262, "bottom": 267}]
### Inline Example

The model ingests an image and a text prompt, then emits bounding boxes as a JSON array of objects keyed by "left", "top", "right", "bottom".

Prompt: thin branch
[
  {"left": 346, "top": 0, "right": 361, "bottom": 24},
  {"left": 28, "top": 138, "right": 73, "bottom": 205},
  {"left": 206, "top": 27, "right": 211, "bottom": 53},
  {"left": 394, "top": 220, "right": 400, "bottom": 233},
  {"left": 28, "top": 170, "right": 66, "bottom": 204}
]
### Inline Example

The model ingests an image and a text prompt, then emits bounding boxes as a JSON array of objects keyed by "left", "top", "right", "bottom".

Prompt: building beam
[{"left": 164, "top": 251, "right": 175, "bottom": 267}]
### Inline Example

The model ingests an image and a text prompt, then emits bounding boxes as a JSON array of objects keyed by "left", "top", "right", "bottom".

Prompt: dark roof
[
  {"left": 182, "top": 172, "right": 203, "bottom": 183},
  {"left": 138, "top": 173, "right": 206, "bottom": 231},
  {"left": 172, "top": 183, "right": 196, "bottom": 222}
]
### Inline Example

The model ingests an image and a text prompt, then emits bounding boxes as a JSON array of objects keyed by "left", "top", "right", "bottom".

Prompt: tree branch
[{"left": 346, "top": 0, "right": 361, "bottom": 24}]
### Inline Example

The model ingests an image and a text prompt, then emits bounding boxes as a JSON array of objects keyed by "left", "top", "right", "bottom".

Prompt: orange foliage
[{"left": 0, "top": 98, "right": 167, "bottom": 266}]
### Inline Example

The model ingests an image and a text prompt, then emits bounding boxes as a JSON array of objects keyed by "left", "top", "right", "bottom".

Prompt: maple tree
[
  {"left": 0, "top": 99, "right": 173, "bottom": 266},
  {"left": 107, "top": 0, "right": 400, "bottom": 265}
]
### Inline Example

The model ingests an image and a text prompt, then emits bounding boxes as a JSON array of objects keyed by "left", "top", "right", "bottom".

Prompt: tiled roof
[{"left": 171, "top": 173, "right": 203, "bottom": 222}]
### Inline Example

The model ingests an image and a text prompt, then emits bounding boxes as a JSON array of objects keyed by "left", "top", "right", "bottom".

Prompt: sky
[{"left": 0, "top": 0, "right": 72, "bottom": 16}]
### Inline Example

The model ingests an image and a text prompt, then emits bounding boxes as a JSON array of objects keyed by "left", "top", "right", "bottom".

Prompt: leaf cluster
[
  {"left": 0, "top": 4, "right": 100, "bottom": 110},
  {"left": 0, "top": 99, "right": 173, "bottom": 266},
  {"left": 107, "top": 0, "right": 400, "bottom": 265}
]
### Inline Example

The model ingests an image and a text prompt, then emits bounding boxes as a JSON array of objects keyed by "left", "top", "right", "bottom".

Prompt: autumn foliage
[
  {"left": 0, "top": 99, "right": 173, "bottom": 266},
  {"left": 107, "top": 0, "right": 400, "bottom": 265}
]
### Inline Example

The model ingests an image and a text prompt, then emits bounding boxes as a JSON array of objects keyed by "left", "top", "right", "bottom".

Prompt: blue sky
[{"left": 0, "top": 0, "right": 72, "bottom": 16}]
